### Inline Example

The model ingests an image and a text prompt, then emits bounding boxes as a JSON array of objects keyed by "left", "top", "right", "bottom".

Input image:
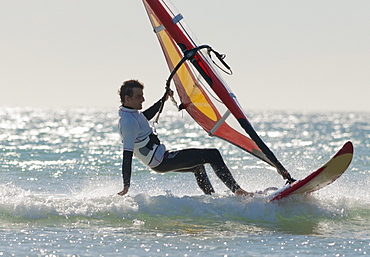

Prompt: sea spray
[{"left": 1, "top": 107, "right": 370, "bottom": 256}]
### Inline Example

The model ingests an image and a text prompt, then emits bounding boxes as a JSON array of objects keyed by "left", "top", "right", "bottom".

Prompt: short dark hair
[{"left": 119, "top": 79, "right": 144, "bottom": 105}]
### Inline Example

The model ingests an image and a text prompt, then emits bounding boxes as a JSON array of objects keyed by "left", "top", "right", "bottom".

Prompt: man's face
[{"left": 125, "top": 88, "right": 145, "bottom": 110}]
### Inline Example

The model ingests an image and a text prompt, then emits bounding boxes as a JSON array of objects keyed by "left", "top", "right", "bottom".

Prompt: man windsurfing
[{"left": 117, "top": 79, "right": 253, "bottom": 197}]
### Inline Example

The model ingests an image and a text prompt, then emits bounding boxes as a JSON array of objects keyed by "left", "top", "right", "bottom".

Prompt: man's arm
[
  {"left": 117, "top": 150, "right": 133, "bottom": 196},
  {"left": 143, "top": 89, "right": 173, "bottom": 120},
  {"left": 142, "top": 99, "right": 163, "bottom": 121}
]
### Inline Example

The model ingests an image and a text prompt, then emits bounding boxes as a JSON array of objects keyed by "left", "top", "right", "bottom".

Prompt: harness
[{"left": 134, "top": 133, "right": 161, "bottom": 165}]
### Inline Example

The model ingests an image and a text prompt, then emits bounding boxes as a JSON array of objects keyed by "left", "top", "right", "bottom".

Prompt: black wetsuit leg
[
  {"left": 193, "top": 165, "right": 215, "bottom": 195},
  {"left": 153, "top": 148, "right": 241, "bottom": 194}
]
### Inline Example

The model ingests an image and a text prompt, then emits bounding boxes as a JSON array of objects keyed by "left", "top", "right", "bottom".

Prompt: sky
[{"left": 1, "top": 0, "right": 369, "bottom": 112}]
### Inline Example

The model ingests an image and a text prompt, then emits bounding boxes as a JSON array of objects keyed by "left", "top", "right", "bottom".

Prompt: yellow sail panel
[{"left": 150, "top": 14, "right": 217, "bottom": 121}]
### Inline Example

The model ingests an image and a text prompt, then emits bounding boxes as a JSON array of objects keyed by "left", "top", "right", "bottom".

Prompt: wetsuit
[{"left": 118, "top": 99, "right": 242, "bottom": 195}]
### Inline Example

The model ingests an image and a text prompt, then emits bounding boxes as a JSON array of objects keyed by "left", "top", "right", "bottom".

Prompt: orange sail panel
[{"left": 143, "top": 0, "right": 274, "bottom": 166}]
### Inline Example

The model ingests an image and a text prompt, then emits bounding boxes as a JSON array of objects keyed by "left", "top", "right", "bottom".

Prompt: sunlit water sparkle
[{"left": 1, "top": 107, "right": 369, "bottom": 256}]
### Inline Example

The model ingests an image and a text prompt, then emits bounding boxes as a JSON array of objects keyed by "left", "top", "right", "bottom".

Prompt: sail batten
[{"left": 209, "top": 110, "right": 230, "bottom": 136}]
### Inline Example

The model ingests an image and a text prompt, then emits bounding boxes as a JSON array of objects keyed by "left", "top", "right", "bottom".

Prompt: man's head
[{"left": 119, "top": 79, "right": 145, "bottom": 110}]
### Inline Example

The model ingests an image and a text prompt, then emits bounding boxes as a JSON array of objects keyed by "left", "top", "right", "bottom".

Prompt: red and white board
[{"left": 269, "top": 141, "right": 354, "bottom": 202}]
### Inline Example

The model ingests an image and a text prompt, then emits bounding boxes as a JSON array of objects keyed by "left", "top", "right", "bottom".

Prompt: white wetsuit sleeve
[{"left": 120, "top": 115, "right": 139, "bottom": 152}]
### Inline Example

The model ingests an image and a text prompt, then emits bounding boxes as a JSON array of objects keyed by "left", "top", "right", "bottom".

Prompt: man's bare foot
[{"left": 235, "top": 188, "right": 254, "bottom": 197}]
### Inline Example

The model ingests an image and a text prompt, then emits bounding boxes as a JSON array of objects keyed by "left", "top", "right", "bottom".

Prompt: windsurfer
[{"left": 117, "top": 79, "right": 253, "bottom": 197}]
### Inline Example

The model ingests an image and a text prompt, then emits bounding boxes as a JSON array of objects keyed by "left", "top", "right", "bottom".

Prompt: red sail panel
[{"left": 143, "top": 0, "right": 273, "bottom": 165}]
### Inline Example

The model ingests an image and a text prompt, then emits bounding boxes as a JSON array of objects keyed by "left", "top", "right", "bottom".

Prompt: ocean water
[{"left": 1, "top": 107, "right": 369, "bottom": 256}]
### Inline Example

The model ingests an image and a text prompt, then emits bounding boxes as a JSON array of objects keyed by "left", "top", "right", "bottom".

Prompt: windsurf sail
[{"left": 142, "top": 0, "right": 294, "bottom": 182}]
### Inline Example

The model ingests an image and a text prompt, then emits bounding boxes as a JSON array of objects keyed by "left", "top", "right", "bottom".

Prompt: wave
[{"left": 1, "top": 181, "right": 370, "bottom": 238}]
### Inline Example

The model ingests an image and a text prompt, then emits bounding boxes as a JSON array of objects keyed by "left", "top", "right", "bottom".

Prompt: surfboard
[{"left": 268, "top": 141, "right": 353, "bottom": 202}]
